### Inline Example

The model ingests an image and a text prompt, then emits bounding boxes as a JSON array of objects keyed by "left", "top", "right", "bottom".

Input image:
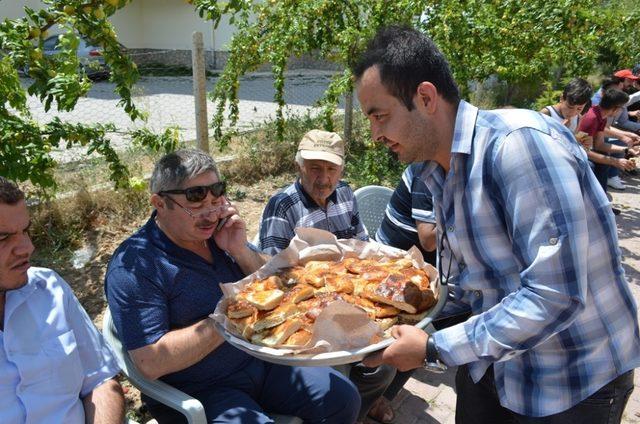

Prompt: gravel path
[{"left": 24, "top": 72, "right": 339, "bottom": 163}]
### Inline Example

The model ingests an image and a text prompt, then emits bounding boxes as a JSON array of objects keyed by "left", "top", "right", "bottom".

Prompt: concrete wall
[{"left": 110, "top": 0, "right": 237, "bottom": 52}]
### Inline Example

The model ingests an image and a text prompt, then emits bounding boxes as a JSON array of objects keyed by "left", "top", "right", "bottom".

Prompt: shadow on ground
[
  {"left": 614, "top": 173, "right": 640, "bottom": 286},
  {"left": 371, "top": 367, "right": 457, "bottom": 424}
]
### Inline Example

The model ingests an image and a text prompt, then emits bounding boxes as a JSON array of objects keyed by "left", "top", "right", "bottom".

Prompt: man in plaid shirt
[{"left": 357, "top": 26, "right": 640, "bottom": 423}]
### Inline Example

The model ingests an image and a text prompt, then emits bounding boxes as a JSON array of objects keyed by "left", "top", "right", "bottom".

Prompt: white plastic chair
[
  {"left": 102, "top": 308, "right": 302, "bottom": 424},
  {"left": 354, "top": 185, "right": 394, "bottom": 238}
]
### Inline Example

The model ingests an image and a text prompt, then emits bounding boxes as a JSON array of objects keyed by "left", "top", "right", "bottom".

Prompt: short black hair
[
  {"left": 352, "top": 25, "right": 460, "bottom": 110},
  {"left": 600, "top": 88, "right": 629, "bottom": 110},
  {"left": 633, "top": 63, "right": 640, "bottom": 77},
  {"left": 562, "top": 78, "right": 592, "bottom": 105},
  {"left": 601, "top": 76, "right": 623, "bottom": 91},
  {"left": 0, "top": 177, "right": 24, "bottom": 205}
]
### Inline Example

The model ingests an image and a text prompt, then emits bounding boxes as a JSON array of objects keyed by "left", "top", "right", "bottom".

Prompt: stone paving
[{"left": 364, "top": 176, "right": 640, "bottom": 423}]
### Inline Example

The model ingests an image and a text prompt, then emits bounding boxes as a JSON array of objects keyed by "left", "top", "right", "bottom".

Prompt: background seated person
[
  {"left": 602, "top": 72, "right": 640, "bottom": 189},
  {"left": 540, "top": 77, "right": 592, "bottom": 136},
  {"left": 0, "top": 177, "right": 124, "bottom": 424},
  {"left": 376, "top": 162, "right": 437, "bottom": 265},
  {"left": 578, "top": 89, "right": 638, "bottom": 200},
  {"left": 258, "top": 129, "right": 368, "bottom": 255},
  {"left": 258, "top": 131, "right": 395, "bottom": 424},
  {"left": 612, "top": 69, "right": 640, "bottom": 135},
  {"left": 105, "top": 149, "right": 360, "bottom": 424}
]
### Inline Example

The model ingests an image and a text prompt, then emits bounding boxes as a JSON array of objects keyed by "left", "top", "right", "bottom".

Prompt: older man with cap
[
  {"left": 258, "top": 130, "right": 397, "bottom": 424},
  {"left": 258, "top": 129, "right": 368, "bottom": 255}
]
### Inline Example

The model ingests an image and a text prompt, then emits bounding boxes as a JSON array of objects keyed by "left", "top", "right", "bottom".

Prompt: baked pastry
[
  {"left": 251, "top": 318, "right": 303, "bottom": 347},
  {"left": 226, "top": 299, "right": 255, "bottom": 319},
  {"left": 253, "top": 303, "right": 300, "bottom": 332},
  {"left": 225, "top": 257, "right": 436, "bottom": 349},
  {"left": 361, "top": 272, "right": 423, "bottom": 313}
]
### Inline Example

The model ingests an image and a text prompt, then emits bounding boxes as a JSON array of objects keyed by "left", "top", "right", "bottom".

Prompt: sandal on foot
[{"left": 367, "top": 397, "right": 395, "bottom": 424}]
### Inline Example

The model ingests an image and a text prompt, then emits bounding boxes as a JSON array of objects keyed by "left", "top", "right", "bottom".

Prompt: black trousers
[{"left": 455, "top": 364, "right": 634, "bottom": 424}]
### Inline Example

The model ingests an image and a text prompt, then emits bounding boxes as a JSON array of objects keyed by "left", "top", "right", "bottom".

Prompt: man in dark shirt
[
  {"left": 376, "top": 162, "right": 437, "bottom": 265},
  {"left": 105, "top": 149, "right": 360, "bottom": 424}
]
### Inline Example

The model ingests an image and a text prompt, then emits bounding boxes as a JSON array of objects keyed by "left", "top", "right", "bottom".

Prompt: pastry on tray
[{"left": 224, "top": 257, "right": 437, "bottom": 350}]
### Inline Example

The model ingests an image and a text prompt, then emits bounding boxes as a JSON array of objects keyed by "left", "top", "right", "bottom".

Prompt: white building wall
[
  {"left": 0, "top": 0, "right": 45, "bottom": 19},
  {"left": 110, "top": 0, "right": 237, "bottom": 52},
  {"left": 0, "top": 0, "right": 237, "bottom": 52}
]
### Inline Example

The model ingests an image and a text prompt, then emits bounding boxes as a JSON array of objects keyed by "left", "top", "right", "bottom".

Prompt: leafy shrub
[
  {"left": 29, "top": 186, "right": 150, "bottom": 257},
  {"left": 220, "top": 113, "right": 323, "bottom": 184},
  {"left": 343, "top": 114, "right": 403, "bottom": 189},
  {"left": 533, "top": 85, "right": 563, "bottom": 112},
  {"left": 344, "top": 140, "right": 404, "bottom": 189}
]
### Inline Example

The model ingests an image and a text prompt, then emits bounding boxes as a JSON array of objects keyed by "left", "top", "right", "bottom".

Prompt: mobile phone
[{"left": 215, "top": 216, "right": 229, "bottom": 232}]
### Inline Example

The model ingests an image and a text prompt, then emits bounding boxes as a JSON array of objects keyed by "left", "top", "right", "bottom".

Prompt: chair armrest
[{"left": 102, "top": 309, "right": 206, "bottom": 424}]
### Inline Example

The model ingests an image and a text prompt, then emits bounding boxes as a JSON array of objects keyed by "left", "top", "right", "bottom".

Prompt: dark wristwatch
[{"left": 423, "top": 336, "right": 447, "bottom": 373}]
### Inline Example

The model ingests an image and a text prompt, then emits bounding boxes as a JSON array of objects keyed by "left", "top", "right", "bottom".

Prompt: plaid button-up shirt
[
  {"left": 428, "top": 100, "right": 640, "bottom": 417},
  {"left": 259, "top": 179, "right": 368, "bottom": 255}
]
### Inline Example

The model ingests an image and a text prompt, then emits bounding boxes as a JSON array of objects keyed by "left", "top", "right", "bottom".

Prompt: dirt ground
[{"left": 48, "top": 171, "right": 640, "bottom": 422}]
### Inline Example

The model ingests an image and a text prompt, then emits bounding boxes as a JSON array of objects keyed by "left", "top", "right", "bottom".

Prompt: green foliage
[
  {"left": 343, "top": 115, "right": 404, "bottom": 188},
  {"left": 0, "top": 0, "right": 179, "bottom": 194},
  {"left": 423, "top": 0, "right": 640, "bottom": 104},
  {"left": 533, "top": 86, "right": 563, "bottom": 112},
  {"left": 193, "top": 0, "right": 425, "bottom": 147},
  {"left": 345, "top": 141, "right": 404, "bottom": 189},
  {"left": 198, "top": 0, "right": 640, "bottom": 130},
  {"left": 221, "top": 113, "right": 319, "bottom": 184}
]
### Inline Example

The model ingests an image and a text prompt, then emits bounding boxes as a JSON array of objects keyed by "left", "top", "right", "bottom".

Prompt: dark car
[{"left": 23, "top": 35, "right": 126, "bottom": 79}]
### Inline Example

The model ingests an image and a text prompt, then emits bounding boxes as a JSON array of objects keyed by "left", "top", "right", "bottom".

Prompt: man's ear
[
  {"left": 416, "top": 82, "right": 438, "bottom": 114},
  {"left": 150, "top": 193, "right": 164, "bottom": 211}
]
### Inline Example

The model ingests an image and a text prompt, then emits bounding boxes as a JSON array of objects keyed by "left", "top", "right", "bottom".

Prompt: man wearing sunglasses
[
  {"left": 355, "top": 26, "right": 640, "bottom": 423},
  {"left": 105, "top": 149, "right": 360, "bottom": 424}
]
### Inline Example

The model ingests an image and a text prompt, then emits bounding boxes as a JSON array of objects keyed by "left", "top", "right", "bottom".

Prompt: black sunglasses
[
  {"left": 438, "top": 229, "right": 453, "bottom": 288},
  {"left": 159, "top": 181, "right": 226, "bottom": 202}
]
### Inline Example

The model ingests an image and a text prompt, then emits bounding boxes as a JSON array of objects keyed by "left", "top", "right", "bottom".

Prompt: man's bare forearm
[
  {"left": 592, "top": 133, "right": 625, "bottom": 153},
  {"left": 130, "top": 317, "right": 224, "bottom": 380},
  {"left": 417, "top": 221, "right": 437, "bottom": 252},
  {"left": 83, "top": 379, "right": 125, "bottom": 424},
  {"left": 231, "top": 245, "right": 268, "bottom": 275},
  {"left": 603, "top": 126, "right": 637, "bottom": 145}
]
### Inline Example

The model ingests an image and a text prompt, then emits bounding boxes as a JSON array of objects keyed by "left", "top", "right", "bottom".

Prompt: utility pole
[
  {"left": 344, "top": 89, "right": 353, "bottom": 143},
  {"left": 192, "top": 31, "right": 209, "bottom": 152}
]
